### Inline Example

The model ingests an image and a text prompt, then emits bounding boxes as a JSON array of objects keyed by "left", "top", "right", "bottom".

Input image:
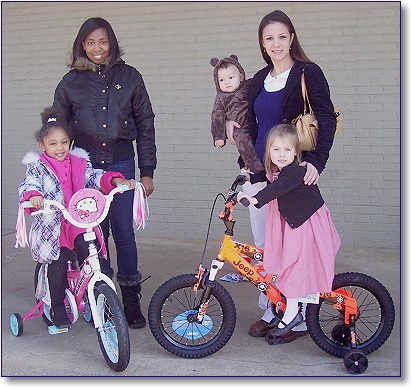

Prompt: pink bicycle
[{"left": 11, "top": 184, "right": 145, "bottom": 372}]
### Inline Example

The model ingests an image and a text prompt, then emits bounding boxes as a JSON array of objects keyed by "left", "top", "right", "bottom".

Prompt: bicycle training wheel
[
  {"left": 148, "top": 273, "right": 236, "bottom": 358},
  {"left": 94, "top": 283, "right": 130, "bottom": 372},
  {"left": 10, "top": 313, "right": 23, "bottom": 337},
  {"left": 306, "top": 272, "right": 395, "bottom": 358}
]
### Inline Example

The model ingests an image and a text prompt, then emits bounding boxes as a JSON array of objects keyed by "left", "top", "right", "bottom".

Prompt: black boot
[
  {"left": 120, "top": 284, "right": 146, "bottom": 329},
  {"left": 47, "top": 256, "right": 71, "bottom": 328}
]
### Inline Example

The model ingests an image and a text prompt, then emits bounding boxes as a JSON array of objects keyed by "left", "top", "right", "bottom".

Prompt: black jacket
[
  {"left": 247, "top": 61, "right": 336, "bottom": 174},
  {"left": 53, "top": 59, "right": 156, "bottom": 178},
  {"left": 251, "top": 162, "right": 325, "bottom": 229}
]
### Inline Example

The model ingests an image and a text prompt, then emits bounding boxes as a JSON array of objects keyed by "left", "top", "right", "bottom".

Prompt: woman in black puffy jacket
[{"left": 53, "top": 17, "right": 157, "bottom": 329}]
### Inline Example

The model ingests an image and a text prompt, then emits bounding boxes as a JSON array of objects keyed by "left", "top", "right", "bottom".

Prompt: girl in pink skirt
[{"left": 237, "top": 124, "right": 341, "bottom": 341}]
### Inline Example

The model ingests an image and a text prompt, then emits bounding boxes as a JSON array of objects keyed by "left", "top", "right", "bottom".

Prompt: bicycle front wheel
[
  {"left": 148, "top": 273, "right": 236, "bottom": 358},
  {"left": 306, "top": 272, "right": 395, "bottom": 358},
  {"left": 94, "top": 283, "right": 130, "bottom": 372}
]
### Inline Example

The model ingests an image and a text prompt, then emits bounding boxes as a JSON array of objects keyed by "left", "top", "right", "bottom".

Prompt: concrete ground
[{"left": 1, "top": 233, "right": 401, "bottom": 380}]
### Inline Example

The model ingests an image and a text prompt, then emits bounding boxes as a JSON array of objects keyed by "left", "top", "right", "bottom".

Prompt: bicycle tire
[
  {"left": 148, "top": 273, "right": 236, "bottom": 358},
  {"left": 306, "top": 272, "right": 395, "bottom": 358},
  {"left": 94, "top": 283, "right": 130, "bottom": 372}
]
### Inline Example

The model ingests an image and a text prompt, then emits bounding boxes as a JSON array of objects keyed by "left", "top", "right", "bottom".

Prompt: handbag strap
[{"left": 301, "top": 69, "right": 313, "bottom": 114}]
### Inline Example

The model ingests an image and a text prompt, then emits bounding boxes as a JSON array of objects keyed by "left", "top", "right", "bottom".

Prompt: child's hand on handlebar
[
  {"left": 29, "top": 195, "right": 44, "bottom": 209},
  {"left": 112, "top": 178, "right": 137, "bottom": 189},
  {"left": 237, "top": 192, "right": 257, "bottom": 206}
]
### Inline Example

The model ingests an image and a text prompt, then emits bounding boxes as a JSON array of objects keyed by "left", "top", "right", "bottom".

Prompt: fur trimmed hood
[
  {"left": 67, "top": 49, "right": 125, "bottom": 71},
  {"left": 210, "top": 54, "right": 246, "bottom": 92},
  {"left": 22, "top": 147, "right": 90, "bottom": 165}
]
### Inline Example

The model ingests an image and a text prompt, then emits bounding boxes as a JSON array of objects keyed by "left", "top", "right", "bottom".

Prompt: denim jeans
[{"left": 97, "top": 158, "right": 139, "bottom": 279}]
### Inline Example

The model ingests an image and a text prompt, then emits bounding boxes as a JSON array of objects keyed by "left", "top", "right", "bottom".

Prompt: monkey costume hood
[{"left": 210, "top": 54, "right": 251, "bottom": 144}]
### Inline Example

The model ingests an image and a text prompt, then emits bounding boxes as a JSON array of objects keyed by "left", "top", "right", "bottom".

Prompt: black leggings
[{"left": 41, "top": 234, "right": 100, "bottom": 306}]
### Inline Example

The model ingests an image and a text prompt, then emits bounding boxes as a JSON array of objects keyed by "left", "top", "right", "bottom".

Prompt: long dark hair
[
  {"left": 258, "top": 10, "right": 313, "bottom": 65},
  {"left": 71, "top": 17, "right": 121, "bottom": 73}
]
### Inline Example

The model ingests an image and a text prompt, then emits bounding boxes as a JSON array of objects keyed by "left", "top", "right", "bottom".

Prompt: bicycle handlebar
[
  {"left": 22, "top": 184, "right": 132, "bottom": 229},
  {"left": 228, "top": 175, "right": 250, "bottom": 207},
  {"left": 230, "top": 175, "right": 247, "bottom": 190}
]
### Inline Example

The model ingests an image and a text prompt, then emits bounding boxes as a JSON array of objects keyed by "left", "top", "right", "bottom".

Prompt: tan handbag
[{"left": 292, "top": 71, "right": 342, "bottom": 151}]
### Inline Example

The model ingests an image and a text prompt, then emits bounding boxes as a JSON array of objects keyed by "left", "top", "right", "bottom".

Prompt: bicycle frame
[
  {"left": 12, "top": 185, "right": 137, "bottom": 371},
  {"left": 20, "top": 185, "right": 129, "bottom": 329},
  {"left": 66, "top": 230, "right": 116, "bottom": 329},
  {"left": 193, "top": 184, "right": 358, "bottom": 328},
  {"left": 147, "top": 177, "right": 394, "bottom": 374}
]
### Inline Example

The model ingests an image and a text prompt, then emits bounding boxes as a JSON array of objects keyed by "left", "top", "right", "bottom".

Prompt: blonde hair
[{"left": 264, "top": 124, "right": 302, "bottom": 174}]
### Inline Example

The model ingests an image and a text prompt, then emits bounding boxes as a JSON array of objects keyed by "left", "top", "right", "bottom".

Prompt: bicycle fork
[
  {"left": 81, "top": 241, "right": 118, "bottom": 330},
  {"left": 192, "top": 259, "right": 225, "bottom": 324},
  {"left": 321, "top": 289, "right": 360, "bottom": 349}
]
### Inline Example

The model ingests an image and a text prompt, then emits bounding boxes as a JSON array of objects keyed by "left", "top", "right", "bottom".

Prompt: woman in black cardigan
[{"left": 226, "top": 10, "right": 336, "bottom": 343}]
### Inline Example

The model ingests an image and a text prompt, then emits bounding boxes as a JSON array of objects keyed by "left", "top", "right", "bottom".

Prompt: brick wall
[{"left": 1, "top": 1, "right": 400, "bottom": 249}]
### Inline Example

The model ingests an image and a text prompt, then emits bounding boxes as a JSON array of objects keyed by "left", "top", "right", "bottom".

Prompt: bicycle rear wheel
[
  {"left": 148, "top": 273, "right": 236, "bottom": 358},
  {"left": 94, "top": 283, "right": 130, "bottom": 372},
  {"left": 306, "top": 272, "right": 395, "bottom": 358}
]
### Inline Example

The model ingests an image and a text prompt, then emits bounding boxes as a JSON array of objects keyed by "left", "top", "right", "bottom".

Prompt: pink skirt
[{"left": 263, "top": 200, "right": 341, "bottom": 298}]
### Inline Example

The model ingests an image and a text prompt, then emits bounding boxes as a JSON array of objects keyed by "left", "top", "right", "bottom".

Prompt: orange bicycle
[{"left": 148, "top": 176, "right": 395, "bottom": 374}]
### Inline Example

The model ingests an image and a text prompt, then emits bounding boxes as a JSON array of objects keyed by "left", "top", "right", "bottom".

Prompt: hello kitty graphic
[
  {"left": 75, "top": 197, "right": 98, "bottom": 219},
  {"left": 69, "top": 188, "right": 106, "bottom": 224}
]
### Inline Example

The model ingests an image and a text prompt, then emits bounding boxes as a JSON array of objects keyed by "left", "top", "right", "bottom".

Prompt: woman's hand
[
  {"left": 140, "top": 176, "right": 154, "bottom": 197},
  {"left": 300, "top": 162, "right": 320, "bottom": 185},
  {"left": 225, "top": 120, "right": 241, "bottom": 146}
]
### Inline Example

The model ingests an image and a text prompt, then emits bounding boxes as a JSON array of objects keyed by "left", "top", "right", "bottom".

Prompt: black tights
[{"left": 45, "top": 234, "right": 97, "bottom": 313}]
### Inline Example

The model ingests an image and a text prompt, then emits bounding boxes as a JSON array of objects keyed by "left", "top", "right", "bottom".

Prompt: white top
[{"left": 264, "top": 68, "right": 291, "bottom": 92}]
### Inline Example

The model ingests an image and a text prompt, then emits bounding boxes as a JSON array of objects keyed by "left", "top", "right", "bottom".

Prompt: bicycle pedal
[{"left": 48, "top": 325, "right": 71, "bottom": 335}]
